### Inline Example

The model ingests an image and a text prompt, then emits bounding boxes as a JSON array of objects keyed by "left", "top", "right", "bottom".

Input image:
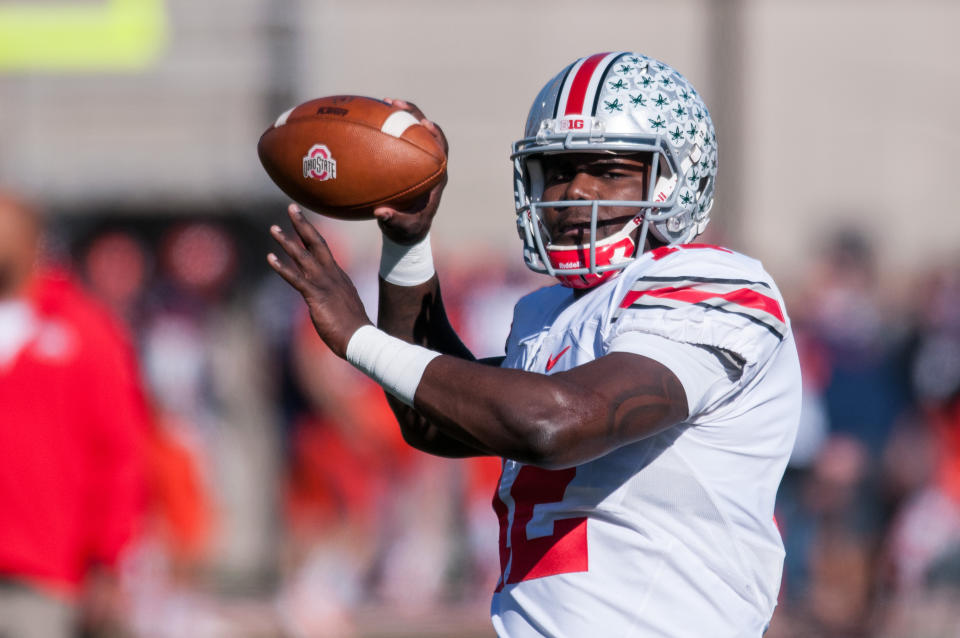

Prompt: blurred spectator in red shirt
[{"left": 0, "top": 193, "right": 149, "bottom": 638}]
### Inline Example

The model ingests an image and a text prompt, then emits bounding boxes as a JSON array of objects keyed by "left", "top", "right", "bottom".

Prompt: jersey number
[{"left": 492, "top": 465, "right": 588, "bottom": 591}]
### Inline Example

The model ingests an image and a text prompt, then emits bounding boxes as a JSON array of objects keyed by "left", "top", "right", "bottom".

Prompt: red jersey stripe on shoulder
[
  {"left": 614, "top": 280, "right": 786, "bottom": 340},
  {"left": 563, "top": 52, "right": 611, "bottom": 116},
  {"left": 619, "top": 285, "right": 784, "bottom": 322},
  {"left": 722, "top": 287, "right": 785, "bottom": 323},
  {"left": 649, "top": 244, "right": 733, "bottom": 261}
]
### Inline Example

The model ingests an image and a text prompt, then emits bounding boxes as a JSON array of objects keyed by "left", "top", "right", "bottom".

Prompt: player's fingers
[
  {"left": 372, "top": 206, "right": 397, "bottom": 222},
  {"left": 372, "top": 206, "right": 407, "bottom": 227},
  {"left": 266, "top": 252, "right": 307, "bottom": 293},
  {"left": 372, "top": 171, "right": 445, "bottom": 228},
  {"left": 373, "top": 205, "right": 405, "bottom": 225},
  {"left": 415, "top": 171, "right": 447, "bottom": 214},
  {"left": 270, "top": 223, "right": 314, "bottom": 273},
  {"left": 373, "top": 207, "right": 425, "bottom": 239},
  {"left": 384, "top": 98, "right": 444, "bottom": 153},
  {"left": 422, "top": 119, "right": 449, "bottom": 156},
  {"left": 384, "top": 98, "right": 427, "bottom": 122},
  {"left": 286, "top": 204, "right": 333, "bottom": 264}
]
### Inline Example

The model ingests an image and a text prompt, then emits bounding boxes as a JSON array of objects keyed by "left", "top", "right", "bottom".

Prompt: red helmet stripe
[{"left": 562, "top": 52, "right": 611, "bottom": 116}]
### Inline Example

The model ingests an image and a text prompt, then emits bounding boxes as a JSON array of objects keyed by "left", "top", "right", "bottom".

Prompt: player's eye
[{"left": 596, "top": 168, "right": 632, "bottom": 180}]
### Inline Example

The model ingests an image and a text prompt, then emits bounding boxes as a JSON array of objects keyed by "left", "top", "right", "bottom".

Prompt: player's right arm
[{"left": 373, "top": 100, "right": 494, "bottom": 458}]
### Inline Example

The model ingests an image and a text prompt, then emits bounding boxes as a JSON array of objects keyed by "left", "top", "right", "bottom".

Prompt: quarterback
[{"left": 269, "top": 52, "right": 801, "bottom": 637}]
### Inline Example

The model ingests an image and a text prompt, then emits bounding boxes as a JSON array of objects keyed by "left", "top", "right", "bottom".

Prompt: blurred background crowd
[
  {"left": 1, "top": 1, "right": 958, "bottom": 637},
  {"left": 4, "top": 199, "right": 960, "bottom": 638}
]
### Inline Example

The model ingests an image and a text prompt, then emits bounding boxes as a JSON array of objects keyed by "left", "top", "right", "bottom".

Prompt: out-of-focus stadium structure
[{"left": 1, "top": 0, "right": 957, "bottom": 286}]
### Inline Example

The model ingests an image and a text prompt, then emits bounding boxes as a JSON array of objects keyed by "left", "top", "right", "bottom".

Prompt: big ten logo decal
[
  {"left": 559, "top": 119, "right": 586, "bottom": 131},
  {"left": 492, "top": 465, "right": 588, "bottom": 591}
]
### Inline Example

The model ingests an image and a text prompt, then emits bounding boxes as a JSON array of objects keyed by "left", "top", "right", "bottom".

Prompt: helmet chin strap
[
  {"left": 545, "top": 214, "right": 641, "bottom": 262},
  {"left": 543, "top": 215, "right": 642, "bottom": 289}
]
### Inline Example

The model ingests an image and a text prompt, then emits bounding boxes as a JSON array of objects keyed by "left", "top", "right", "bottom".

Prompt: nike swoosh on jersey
[{"left": 545, "top": 345, "right": 572, "bottom": 371}]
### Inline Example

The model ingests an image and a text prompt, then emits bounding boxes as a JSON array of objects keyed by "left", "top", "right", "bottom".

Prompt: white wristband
[
  {"left": 345, "top": 325, "right": 441, "bottom": 407},
  {"left": 380, "top": 232, "right": 435, "bottom": 286}
]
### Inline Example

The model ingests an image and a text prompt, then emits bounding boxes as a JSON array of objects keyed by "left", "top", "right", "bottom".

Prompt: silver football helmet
[{"left": 512, "top": 52, "right": 718, "bottom": 288}]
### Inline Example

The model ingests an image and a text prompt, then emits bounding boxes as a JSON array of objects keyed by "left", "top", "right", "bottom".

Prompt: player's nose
[{"left": 564, "top": 170, "right": 598, "bottom": 202}]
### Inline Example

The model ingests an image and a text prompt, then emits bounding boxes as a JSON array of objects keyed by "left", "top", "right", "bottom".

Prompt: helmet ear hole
[
  {"left": 648, "top": 152, "right": 673, "bottom": 200},
  {"left": 697, "top": 175, "right": 709, "bottom": 196},
  {"left": 656, "top": 157, "right": 673, "bottom": 180}
]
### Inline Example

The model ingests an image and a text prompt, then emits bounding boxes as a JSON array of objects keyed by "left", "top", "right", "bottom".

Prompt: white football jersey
[{"left": 491, "top": 245, "right": 801, "bottom": 638}]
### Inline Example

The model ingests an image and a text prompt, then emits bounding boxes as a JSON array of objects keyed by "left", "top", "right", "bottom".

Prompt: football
[{"left": 257, "top": 95, "right": 446, "bottom": 220}]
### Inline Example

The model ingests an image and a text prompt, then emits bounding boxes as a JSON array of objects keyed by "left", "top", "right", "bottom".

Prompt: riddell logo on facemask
[{"left": 558, "top": 261, "right": 582, "bottom": 268}]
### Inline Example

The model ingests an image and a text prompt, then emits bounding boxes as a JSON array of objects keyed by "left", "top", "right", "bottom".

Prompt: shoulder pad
[{"left": 607, "top": 245, "right": 788, "bottom": 365}]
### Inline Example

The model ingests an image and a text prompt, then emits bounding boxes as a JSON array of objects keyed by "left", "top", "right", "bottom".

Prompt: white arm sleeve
[{"left": 607, "top": 331, "right": 734, "bottom": 418}]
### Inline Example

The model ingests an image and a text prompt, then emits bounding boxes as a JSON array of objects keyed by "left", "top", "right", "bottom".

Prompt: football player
[{"left": 269, "top": 52, "right": 801, "bottom": 637}]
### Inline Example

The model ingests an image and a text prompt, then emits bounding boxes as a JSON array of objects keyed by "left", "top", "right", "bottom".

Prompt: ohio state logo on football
[{"left": 302, "top": 144, "right": 337, "bottom": 181}]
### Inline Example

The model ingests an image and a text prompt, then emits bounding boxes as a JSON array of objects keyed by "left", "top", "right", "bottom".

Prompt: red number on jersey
[{"left": 492, "top": 465, "right": 588, "bottom": 591}]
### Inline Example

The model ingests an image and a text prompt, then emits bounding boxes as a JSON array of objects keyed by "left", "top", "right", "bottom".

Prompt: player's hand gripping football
[
  {"left": 268, "top": 204, "right": 372, "bottom": 358},
  {"left": 374, "top": 98, "right": 448, "bottom": 244}
]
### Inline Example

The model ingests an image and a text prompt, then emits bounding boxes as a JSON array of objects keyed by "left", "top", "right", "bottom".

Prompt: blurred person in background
[
  {"left": 81, "top": 229, "right": 152, "bottom": 333},
  {"left": 0, "top": 192, "right": 149, "bottom": 638},
  {"left": 799, "top": 435, "right": 874, "bottom": 637},
  {"left": 70, "top": 222, "right": 224, "bottom": 638},
  {"left": 883, "top": 266, "right": 960, "bottom": 592},
  {"left": 802, "top": 230, "right": 911, "bottom": 459},
  {"left": 771, "top": 230, "right": 918, "bottom": 636},
  {"left": 120, "top": 220, "right": 281, "bottom": 636},
  {"left": 268, "top": 52, "right": 801, "bottom": 637}
]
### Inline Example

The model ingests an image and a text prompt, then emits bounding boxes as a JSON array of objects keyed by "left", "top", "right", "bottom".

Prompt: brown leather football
[{"left": 257, "top": 95, "right": 446, "bottom": 220}]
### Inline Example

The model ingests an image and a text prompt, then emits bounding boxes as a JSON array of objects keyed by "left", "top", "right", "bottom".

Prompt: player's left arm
[{"left": 269, "top": 210, "right": 688, "bottom": 469}]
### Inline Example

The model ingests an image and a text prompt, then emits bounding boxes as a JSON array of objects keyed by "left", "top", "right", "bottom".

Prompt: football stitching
[
  {"left": 350, "top": 117, "right": 444, "bottom": 160},
  {"left": 341, "top": 159, "right": 447, "bottom": 210}
]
